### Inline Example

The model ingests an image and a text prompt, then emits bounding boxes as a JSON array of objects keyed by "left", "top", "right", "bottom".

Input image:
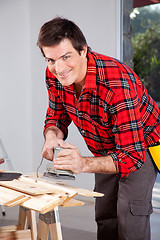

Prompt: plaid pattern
[{"left": 44, "top": 51, "right": 160, "bottom": 177}]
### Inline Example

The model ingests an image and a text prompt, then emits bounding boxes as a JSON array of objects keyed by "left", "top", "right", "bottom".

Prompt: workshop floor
[{"left": 0, "top": 197, "right": 160, "bottom": 240}]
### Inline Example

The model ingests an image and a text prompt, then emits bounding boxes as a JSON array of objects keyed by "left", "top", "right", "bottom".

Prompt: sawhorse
[
  {"left": 18, "top": 206, "right": 63, "bottom": 240},
  {"left": 18, "top": 206, "right": 37, "bottom": 240}
]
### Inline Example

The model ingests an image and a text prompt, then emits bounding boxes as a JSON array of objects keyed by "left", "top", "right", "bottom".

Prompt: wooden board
[
  {"left": 54, "top": 183, "right": 104, "bottom": 197},
  {"left": 0, "top": 229, "right": 31, "bottom": 240},
  {"left": 0, "top": 186, "right": 29, "bottom": 207},
  {"left": 21, "top": 192, "right": 76, "bottom": 214},
  {"left": 0, "top": 173, "right": 103, "bottom": 213},
  {"left": 6, "top": 195, "right": 30, "bottom": 208},
  {"left": 0, "top": 225, "right": 18, "bottom": 232},
  {"left": 61, "top": 198, "right": 84, "bottom": 207},
  {"left": 42, "top": 179, "right": 104, "bottom": 197},
  {"left": 0, "top": 175, "right": 78, "bottom": 196},
  {"left": 0, "top": 177, "right": 56, "bottom": 196},
  {"left": 26, "top": 174, "right": 104, "bottom": 197},
  {"left": 0, "top": 173, "right": 103, "bottom": 197}
]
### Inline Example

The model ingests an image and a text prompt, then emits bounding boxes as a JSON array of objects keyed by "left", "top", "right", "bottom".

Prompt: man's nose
[{"left": 55, "top": 59, "right": 65, "bottom": 74}]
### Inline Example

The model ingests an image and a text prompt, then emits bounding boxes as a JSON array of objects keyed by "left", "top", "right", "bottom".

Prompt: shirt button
[{"left": 81, "top": 130, "right": 85, "bottom": 134}]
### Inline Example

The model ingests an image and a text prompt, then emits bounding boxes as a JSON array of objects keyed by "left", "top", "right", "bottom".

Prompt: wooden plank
[
  {"left": 15, "top": 229, "right": 31, "bottom": 239},
  {"left": 22, "top": 175, "right": 78, "bottom": 196},
  {"left": 26, "top": 210, "right": 37, "bottom": 240},
  {"left": 38, "top": 177, "right": 104, "bottom": 197},
  {"left": 0, "top": 229, "right": 31, "bottom": 240},
  {"left": 49, "top": 207, "right": 63, "bottom": 240},
  {"left": 17, "top": 207, "right": 37, "bottom": 240},
  {"left": 0, "top": 177, "right": 56, "bottom": 196},
  {"left": 18, "top": 207, "right": 28, "bottom": 230},
  {"left": 0, "top": 175, "right": 78, "bottom": 196},
  {"left": 20, "top": 193, "right": 69, "bottom": 214},
  {"left": 0, "top": 231, "right": 13, "bottom": 239},
  {"left": 61, "top": 198, "right": 84, "bottom": 207},
  {"left": 0, "top": 186, "right": 28, "bottom": 207},
  {"left": 6, "top": 195, "right": 30, "bottom": 208},
  {"left": 0, "top": 225, "right": 18, "bottom": 232},
  {"left": 37, "top": 218, "right": 49, "bottom": 240},
  {"left": 24, "top": 174, "right": 104, "bottom": 197},
  {"left": 72, "top": 187, "right": 104, "bottom": 197}
]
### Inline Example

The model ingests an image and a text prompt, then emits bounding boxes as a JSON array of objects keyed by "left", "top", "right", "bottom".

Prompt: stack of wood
[
  {"left": 0, "top": 173, "right": 103, "bottom": 239},
  {"left": 0, "top": 174, "right": 103, "bottom": 214}
]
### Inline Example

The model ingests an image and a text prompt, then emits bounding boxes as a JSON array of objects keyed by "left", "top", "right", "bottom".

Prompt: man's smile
[{"left": 57, "top": 69, "right": 72, "bottom": 78}]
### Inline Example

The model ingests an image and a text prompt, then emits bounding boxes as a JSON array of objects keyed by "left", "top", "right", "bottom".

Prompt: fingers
[
  {"left": 54, "top": 158, "right": 75, "bottom": 173},
  {"left": 41, "top": 139, "right": 65, "bottom": 160},
  {"left": 41, "top": 138, "right": 77, "bottom": 165},
  {"left": 42, "top": 142, "right": 54, "bottom": 160},
  {"left": 42, "top": 148, "right": 54, "bottom": 160},
  {"left": 53, "top": 148, "right": 83, "bottom": 174},
  {"left": 54, "top": 158, "right": 72, "bottom": 170},
  {"left": 58, "top": 141, "right": 76, "bottom": 149}
]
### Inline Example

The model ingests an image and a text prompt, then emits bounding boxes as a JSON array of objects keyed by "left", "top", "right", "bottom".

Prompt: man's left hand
[{"left": 53, "top": 141, "right": 85, "bottom": 174}]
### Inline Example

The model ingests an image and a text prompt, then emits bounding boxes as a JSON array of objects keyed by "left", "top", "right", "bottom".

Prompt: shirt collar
[
  {"left": 84, "top": 52, "right": 97, "bottom": 91},
  {"left": 65, "top": 51, "right": 97, "bottom": 92}
]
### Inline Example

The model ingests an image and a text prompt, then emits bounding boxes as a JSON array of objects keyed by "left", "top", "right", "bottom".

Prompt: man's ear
[{"left": 81, "top": 45, "right": 88, "bottom": 58}]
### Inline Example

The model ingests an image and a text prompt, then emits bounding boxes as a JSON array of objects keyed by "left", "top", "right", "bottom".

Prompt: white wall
[
  {"left": 0, "top": 0, "right": 122, "bottom": 189},
  {"left": 0, "top": 0, "right": 32, "bottom": 172}
]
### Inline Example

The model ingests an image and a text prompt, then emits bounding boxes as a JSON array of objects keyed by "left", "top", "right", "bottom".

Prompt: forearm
[{"left": 82, "top": 155, "right": 117, "bottom": 174}]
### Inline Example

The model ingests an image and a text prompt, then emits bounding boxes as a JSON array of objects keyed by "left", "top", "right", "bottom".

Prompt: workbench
[{"left": 0, "top": 174, "right": 103, "bottom": 239}]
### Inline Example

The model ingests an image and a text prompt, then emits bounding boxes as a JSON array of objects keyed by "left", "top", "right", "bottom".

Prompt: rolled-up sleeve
[{"left": 107, "top": 78, "right": 145, "bottom": 177}]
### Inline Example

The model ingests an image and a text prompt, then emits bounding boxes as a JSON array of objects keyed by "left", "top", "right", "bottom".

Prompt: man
[{"left": 37, "top": 17, "right": 160, "bottom": 240}]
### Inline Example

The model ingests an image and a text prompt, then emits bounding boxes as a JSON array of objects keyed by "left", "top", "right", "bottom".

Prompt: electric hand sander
[{"left": 43, "top": 146, "right": 75, "bottom": 180}]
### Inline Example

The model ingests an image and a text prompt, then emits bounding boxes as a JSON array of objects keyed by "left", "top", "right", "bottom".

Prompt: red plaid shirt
[{"left": 44, "top": 51, "right": 160, "bottom": 177}]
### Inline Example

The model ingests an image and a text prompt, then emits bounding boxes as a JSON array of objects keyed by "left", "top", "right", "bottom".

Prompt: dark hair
[{"left": 37, "top": 17, "right": 91, "bottom": 56}]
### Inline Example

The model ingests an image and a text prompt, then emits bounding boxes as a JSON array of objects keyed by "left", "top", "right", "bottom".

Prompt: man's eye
[
  {"left": 63, "top": 55, "right": 70, "bottom": 60},
  {"left": 49, "top": 59, "right": 54, "bottom": 63},
  {"left": 46, "top": 59, "right": 55, "bottom": 64}
]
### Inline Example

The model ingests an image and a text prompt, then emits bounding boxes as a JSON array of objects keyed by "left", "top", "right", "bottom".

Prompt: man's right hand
[{"left": 42, "top": 126, "right": 64, "bottom": 160}]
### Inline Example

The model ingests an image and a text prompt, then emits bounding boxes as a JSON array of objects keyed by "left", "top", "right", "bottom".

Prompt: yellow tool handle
[{"left": 148, "top": 139, "right": 160, "bottom": 171}]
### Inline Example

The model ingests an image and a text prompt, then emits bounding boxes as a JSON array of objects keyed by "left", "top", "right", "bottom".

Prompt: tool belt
[{"left": 148, "top": 140, "right": 160, "bottom": 172}]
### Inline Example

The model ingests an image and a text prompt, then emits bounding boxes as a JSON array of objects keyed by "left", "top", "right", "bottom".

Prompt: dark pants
[{"left": 95, "top": 150, "right": 158, "bottom": 240}]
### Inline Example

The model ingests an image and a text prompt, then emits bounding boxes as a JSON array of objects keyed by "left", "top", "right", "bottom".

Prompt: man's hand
[
  {"left": 42, "top": 127, "right": 117, "bottom": 175},
  {"left": 53, "top": 142, "right": 85, "bottom": 174},
  {"left": 42, "top": 138, "right": 61, "bottom": 161},
  {"left": 42, "top": 126, "right": 64, "bottom": 160},
  {"left": 53, "top": 141, "right": 117, "bottom": 175}
]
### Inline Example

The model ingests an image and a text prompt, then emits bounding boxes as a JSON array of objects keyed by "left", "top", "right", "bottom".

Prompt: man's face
[{"left": 42, "top": 39, "right": 87, "bottom": 86}]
